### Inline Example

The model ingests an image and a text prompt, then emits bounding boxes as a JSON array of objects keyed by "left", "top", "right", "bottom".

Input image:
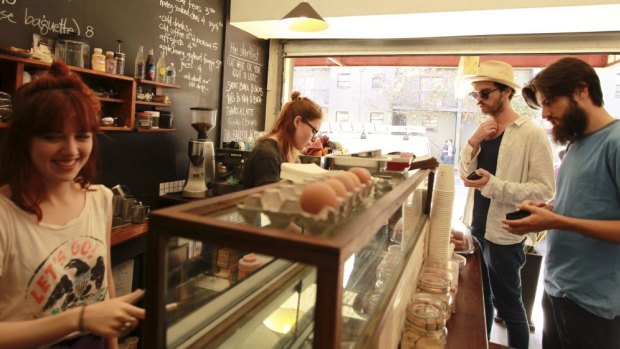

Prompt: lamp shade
[{"left": 281, "top": 2, "right": 329, "bottom": 32}]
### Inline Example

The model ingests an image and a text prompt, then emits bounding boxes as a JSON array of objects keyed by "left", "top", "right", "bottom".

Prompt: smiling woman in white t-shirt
[{"left": 0, "top": 62, "right": 144, "bottom": 349}]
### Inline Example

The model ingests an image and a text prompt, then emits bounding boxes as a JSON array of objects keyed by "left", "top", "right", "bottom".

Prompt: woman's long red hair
[{"left": 0, "top": 61, "right": 101, "bottom": 220}]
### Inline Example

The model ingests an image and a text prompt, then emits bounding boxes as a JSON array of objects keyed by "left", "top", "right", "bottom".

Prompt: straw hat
[{"left": 465, "top": 60, "right": 521, "bottom": 92}]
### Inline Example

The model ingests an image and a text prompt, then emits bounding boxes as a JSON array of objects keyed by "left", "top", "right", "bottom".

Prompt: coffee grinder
[{"left": 182, "top": 107, "right": 217, "bottom": 198}]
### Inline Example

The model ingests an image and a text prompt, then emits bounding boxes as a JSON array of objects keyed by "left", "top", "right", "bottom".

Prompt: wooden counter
[
  {"left": 111, "top": 219, "right": 148, "bottom": 246},
  {"left": 446, "top": 247, "right": 488, "bottom": 349}
]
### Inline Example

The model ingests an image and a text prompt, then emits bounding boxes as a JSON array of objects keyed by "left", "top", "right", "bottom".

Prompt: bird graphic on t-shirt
[
  {"left": 40, "top": 256, "right": 106, "bottom": 313},
  {"left": 42, "top": 274, "right": 73, "bottom": 312}
]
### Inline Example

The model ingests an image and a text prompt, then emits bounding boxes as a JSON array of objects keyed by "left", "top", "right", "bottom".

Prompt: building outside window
[
  {"left": 371, "top": 74, "right": 384, "bottom": 88},
  {"left": 370, "top": 112, "right": 384, "bottom": 122},
  {"left": 337, "top": 73, "right": 351, "bottom": 89},
  {"left": 336, "top": 111, "right": 350, "bottom": 122}
]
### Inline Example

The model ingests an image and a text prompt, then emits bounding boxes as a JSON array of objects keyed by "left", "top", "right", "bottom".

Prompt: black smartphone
[
  {"left": 505, "top": 210, "right": 531, "bottom": 220},
  {"left": 467, "top": 170, "right": 483, "bottom": 180}
]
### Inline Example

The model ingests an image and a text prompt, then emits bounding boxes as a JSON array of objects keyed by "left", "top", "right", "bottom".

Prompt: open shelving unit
[{"left": 0, "top": 54, "right": 180, "bottom": 132}]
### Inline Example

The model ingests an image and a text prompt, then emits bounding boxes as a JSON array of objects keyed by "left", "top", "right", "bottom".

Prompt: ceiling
[{"left": 230, "top": 0, "right": 620, "bottom": 40}]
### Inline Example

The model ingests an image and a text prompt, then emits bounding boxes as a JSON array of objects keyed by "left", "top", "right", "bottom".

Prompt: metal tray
[{"left": 326, "top": 155, "right": 388, "bottom": 173}]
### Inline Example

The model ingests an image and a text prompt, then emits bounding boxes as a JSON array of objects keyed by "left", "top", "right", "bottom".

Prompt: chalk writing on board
[
  {"left": 157, "top": 0, "right": 222, "bottom": 94},
  {"left": 0, "top": 1, "right": 95, "bottom": 36},
  {"left": 0, "top": 0, "right": 16, "bottom": 25},
  {"left": 222, "top": 40, "right": 264, "bottom": 142}
]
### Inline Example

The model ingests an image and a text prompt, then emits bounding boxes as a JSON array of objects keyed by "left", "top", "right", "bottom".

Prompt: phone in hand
[
  {"left": 505, "top": 210, "right": 531, "bottom": 220},
  {"left": 467, "top": 170, "right": 483, "bottom": 180}
]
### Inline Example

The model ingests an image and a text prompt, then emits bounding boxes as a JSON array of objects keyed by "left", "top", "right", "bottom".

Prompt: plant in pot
[
  {"left": 521, "top": 231, "right": 546, "bottom": 331},
  {"left": 495, "top": 231, "right": 545, "bottom": 332}
]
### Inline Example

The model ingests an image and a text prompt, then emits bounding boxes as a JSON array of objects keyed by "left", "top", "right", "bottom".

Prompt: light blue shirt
[{"left": 546, "top": 119, "right": 620, "bottom": 319}]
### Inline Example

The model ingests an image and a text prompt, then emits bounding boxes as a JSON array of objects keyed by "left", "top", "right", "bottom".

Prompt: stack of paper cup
[
  {"left": 401, "top": 189, "right": 427, "bottom": 246},
  {"left": 428, "top": 164, "right": 455, "bottom": 261}
]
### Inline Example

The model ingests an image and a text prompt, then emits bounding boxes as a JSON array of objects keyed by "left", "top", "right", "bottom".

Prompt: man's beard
[
  {"left": 479, "top": 98, "right": 504, "bottom": 117},
  {"left": 551, "top": 98, "right": 588, "bottom": 145}
]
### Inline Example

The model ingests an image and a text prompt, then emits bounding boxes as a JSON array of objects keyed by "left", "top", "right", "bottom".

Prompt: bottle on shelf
[
  {"left": 156, "top": 51, "right": 166, "bottom": 83},
  {"left": 91, "top": 48, "right": 106, "bottom": 72},
  {"left": 134, "top": 45, "right": 145, "bottom": 79},
  {"left": 115, "top": 39, "right": 125, "bottom": 75},
  {"left": 165, "top": 62, "right": 176, "bottom": 85},
  {"left": 145, "top": 48, "right": 155, "bottom": 81},
  {"left": 105, "top": 51, "right": 117, "bottom": 74}
]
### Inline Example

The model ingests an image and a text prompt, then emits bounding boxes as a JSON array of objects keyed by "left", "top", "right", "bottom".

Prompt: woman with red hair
[
  {"left": 0, "top": 62, "right": 144, "bottom": 349},
  {"left": 243, "top": 91, "right": 323, "bottom": 188}
]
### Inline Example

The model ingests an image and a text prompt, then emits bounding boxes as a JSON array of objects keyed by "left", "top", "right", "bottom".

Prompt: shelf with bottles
[{"left": 0, "top": 53, "right": 136, "bottom": 131}]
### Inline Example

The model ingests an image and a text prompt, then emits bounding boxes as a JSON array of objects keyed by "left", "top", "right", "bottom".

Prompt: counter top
[
  {"left": 446, "top": 246, "right": 488, "bottom": 349},
  {"left": 111, "top": 219, "right": 148, "bottom": 245}
]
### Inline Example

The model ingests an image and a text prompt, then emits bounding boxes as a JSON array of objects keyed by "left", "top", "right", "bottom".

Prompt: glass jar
[
  {"left": 416, "top": 272, "right": 452, "bottom": 320},
  {"left": 402, "top": 301, "right": 447, "bottom": 349},
  {"left": 115, "top": 52, "right": 126, "bottom": 75},
  {"left": 105, "top": 51, "right": 117, "bottom": 74},
  {"left": 376, "top": 246, "right": 401, "bottom": 289}
]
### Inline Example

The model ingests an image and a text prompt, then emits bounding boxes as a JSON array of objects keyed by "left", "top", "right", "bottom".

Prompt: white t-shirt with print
[{"left": 0, "top": 185, "right": 112, "bottom": 322}]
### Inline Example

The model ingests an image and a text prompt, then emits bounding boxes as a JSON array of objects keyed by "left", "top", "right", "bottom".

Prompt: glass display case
[{"left": 144, "top": 166, "right": 437, "bottom": 349}]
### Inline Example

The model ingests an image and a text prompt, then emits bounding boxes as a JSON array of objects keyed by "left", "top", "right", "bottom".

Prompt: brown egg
[
  {"left": 344, "top": 171, "right": 362, "bottom": 187},
  {"left": 299, "top": 182, "right": 339, "bottom": 214},
  {"left": 332, "top": 173, "right": 356, "bottom": 192},
  {"left": 324, "top": 178, "right": 347, "bottom": 198},
  {"left": 348, "top": 167, "right": 372, "bottom": 184}
]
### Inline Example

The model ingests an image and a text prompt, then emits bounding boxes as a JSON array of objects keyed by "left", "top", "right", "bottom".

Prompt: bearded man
[
  {"left": 459, "top": 60, "right": 555, "bottom": 349},
  {"left": 503, "top": 57, "right": 620, "bottom": 349}
]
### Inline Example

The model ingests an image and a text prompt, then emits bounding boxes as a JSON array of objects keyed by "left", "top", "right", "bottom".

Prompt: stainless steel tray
[{"left": 326, "top": 155, "right": 388, "bottom": 173}]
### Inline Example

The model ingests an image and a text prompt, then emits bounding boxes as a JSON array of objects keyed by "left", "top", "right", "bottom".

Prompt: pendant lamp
[{"left": 281, "top": 1, "right": 329, "bottom": 32}]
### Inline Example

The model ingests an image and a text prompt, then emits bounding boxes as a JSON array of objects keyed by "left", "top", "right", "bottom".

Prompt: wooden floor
[{"left": 489, "top": 262, "right": 544, "bottom": 349}]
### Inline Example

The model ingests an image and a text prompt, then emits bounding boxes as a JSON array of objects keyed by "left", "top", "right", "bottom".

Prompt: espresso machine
[
  {"left": 212, "top": 143, "right": 250, "bottom": 196},
  {"left": 182, "top": 107, "right": 217, "bottom": 198}
]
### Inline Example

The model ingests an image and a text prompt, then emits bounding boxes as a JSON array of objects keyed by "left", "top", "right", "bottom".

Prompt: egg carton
[{"left": 237, "top": 178, "right": 375, "bottom": 235}]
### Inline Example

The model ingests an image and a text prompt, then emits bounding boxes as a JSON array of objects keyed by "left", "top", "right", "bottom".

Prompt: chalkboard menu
[
  {"left": 0, "top": 0, "right": 224, "bottom": 107},
  {"left": 220, "top": 23, "right": 268, "bottom": 143},
  {"left": 0, "top": 0, "right": 270, "bottom": 207}
]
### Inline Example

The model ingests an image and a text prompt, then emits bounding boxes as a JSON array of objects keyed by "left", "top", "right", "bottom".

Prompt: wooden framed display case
[{"left": 144, "top": 167, "right": 437, "bottom": 349}]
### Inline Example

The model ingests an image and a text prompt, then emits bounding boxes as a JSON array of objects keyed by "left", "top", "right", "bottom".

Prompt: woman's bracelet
[{"left": 78, "top": 305, "right": 87, "bottom": 333}]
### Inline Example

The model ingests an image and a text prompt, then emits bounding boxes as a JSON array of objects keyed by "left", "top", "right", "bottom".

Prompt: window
[
  {"left": 370, "top": 112, "right": 384, "bottom": 122},
  {"left": 337, "top": 73, "right": 351, "bottom": 88},
  {"left": 422, "top": 113, "right": 438, "bottom": 132},
  {"left": 336, "top": 111, "right": 349, "bottom": 122},
  {"left": 371, "top": 74, "right": 384, "bottom": 88},
  {"left": 392, "top": 111, "right": 406, "bottom": 126}
]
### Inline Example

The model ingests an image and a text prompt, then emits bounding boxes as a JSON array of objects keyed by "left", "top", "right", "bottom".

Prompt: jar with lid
[
  {"left": 402, "top": 301, "right": 447, "bottom": 349},
  {"left": 115, "top": 52, "right": 126, "bottom": 75},
  {"left": 105, "top": 51, "right": 117, "bottom": 74},
  {"left": 416, "top": 272, "right": 452, "bottom": 321},
  {"left": 91, "top": 48, "right": 106, "bottom": 72}
]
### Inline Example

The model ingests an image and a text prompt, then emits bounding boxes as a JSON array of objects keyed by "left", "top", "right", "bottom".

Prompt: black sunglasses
[
  {"left": 300, "top": 118, "right": 319, "bottom": 136},
  {"left": 469, "top": 88, "right": 499, "bottom": 100}
]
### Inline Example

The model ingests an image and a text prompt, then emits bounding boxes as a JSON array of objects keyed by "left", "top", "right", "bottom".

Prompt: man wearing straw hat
[
  {"left": 459, "top": 60, "right": 555, "bottom": 349},
  {"left": 503, "top": 57, "right": 620, "bottom": 349}
]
